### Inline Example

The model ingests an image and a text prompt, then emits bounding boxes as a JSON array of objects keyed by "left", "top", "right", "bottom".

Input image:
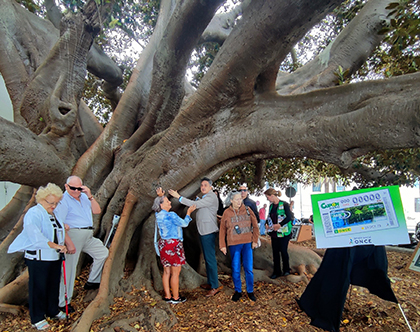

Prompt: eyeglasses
[
  {"left": 239, "top": 189, "right": 247, "bottom": 192},
  {"left": 45, "top": 199, "right": 58, "bottom": 206},
  {"left": 68, "top": 185, "right": 83, "bottom": 191}
]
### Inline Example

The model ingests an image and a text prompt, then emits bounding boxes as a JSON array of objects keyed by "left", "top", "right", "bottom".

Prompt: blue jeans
[
  {"left": 200, "top": 232, "right": 219, "bottom": 289},
  {"left": 229, "top": 242, "right": 254, "bottom": 293},
  {"left": 259, "top": 219, "right": 266, "bottom": 235}
]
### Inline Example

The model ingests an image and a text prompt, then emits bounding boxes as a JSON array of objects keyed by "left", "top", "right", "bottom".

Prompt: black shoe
[
  {"left": 269, "top": 274, "right": 279, "bottom": 279},
  {"left": 247, "top": 292, "right": 256, "bottom": 302},
  {"left": 282, "top": 271, "right": 290, "bottom": 277},
  {"left": 231, "top": 291, "right": 242, "bottom": 302},
  {"left": 171, "top": 296, "right": 187, "bottom": 304},
  {"left": 84, "top": 281, "right": 100, "bottom": 290},
  {"left": 163, "top": 297, "right": 172, "bottom": 303},
  {"left": 59, "top": 305, "right": 75, "bottom": 313}
]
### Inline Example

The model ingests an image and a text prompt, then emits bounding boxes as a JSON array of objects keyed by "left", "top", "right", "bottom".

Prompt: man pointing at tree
[{"left": 168, "top": 178, "right": 223, "bottom": 297}]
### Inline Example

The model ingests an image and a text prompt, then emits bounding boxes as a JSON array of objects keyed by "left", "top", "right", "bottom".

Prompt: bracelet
[{"left": 88, "top": 196, "right": 94, "bottom": 201}]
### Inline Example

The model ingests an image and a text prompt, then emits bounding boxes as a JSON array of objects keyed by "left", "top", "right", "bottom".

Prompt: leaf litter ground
[{"left": 1, "top": 240, "right": 419, "bottom": 331}]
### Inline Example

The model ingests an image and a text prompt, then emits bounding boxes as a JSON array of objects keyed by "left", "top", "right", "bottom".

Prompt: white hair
[
  {"left": 224, "top": 191, "right": 241, "bottom": 206},
  {"left": 66, "top": 175, "right": 82, "bottom": 185}
]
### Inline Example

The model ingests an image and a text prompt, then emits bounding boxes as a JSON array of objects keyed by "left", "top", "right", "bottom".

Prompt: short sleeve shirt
[{"left": 54, "top": 191, "right": 93, "bottom": 228}]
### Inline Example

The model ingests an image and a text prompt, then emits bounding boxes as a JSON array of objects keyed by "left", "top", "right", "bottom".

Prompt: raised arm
[{"left": 168, "top": 189, "right": 217, "bottom": 209}]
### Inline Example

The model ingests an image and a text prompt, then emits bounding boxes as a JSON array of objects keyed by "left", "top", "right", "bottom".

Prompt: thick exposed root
[
  {"left": 0, "top": 303, "right": 25, "bottom": 315},
  {"left": 98, "top": 304, "right": 177, "bottom": 332},
  {"left": 0, "top": 193, "right": 36, "bottom": 288},
  {"left": 72, "top": 192, "right": 137, "bottom": 332},
  {"left": 0, "top": 270, "right": 29, "bottom": 305}
]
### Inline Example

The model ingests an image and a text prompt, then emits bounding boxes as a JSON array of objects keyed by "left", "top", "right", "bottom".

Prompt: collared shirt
[
  {"left": 155, "top": 210, "right": 192, "bottom": 241},
  {"left": 8, "top": 204, "right": 65, "bottom": 260},
  {"left": 54, "top": 191, "right": 93, "bottom": 228}
]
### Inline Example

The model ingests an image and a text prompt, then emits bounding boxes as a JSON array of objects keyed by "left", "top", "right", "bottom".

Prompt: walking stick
[
  {"left": 104, "top": 215, "right": 120, "bottom": 248},
  {"left": 60, "top": 253, "right": 68, "bottom": 320}
]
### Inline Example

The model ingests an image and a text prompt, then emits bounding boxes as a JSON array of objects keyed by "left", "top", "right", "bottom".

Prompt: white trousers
[{"left": 59, "top": 229, "right": 108, "bottom": 307}]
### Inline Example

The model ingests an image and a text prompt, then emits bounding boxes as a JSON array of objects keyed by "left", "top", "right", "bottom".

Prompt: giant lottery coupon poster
[{"left": 311, "top": 186, "right": 410, "bottom": 248}]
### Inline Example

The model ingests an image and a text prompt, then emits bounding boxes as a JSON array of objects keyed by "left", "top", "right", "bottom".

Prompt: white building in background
[{"left": 0, "top": 74, "right": 20, "bottom": 209}]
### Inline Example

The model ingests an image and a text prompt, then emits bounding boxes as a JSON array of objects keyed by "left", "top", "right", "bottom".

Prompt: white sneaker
[
  {"left": 55, "top": 311, "right": 67, "bottom": 319},
  {"left": 32, "top": 319, "right": 50, "bottom": 330}
]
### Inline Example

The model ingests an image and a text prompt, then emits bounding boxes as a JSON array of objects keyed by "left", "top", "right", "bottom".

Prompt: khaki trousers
[{"left": 59, "top": 229, "right": 108, "bottom": 307}]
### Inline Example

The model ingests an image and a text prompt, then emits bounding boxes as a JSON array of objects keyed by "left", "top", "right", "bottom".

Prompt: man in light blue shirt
[{"left": 54, "top": 176, "right": 108, "bottom": 313}]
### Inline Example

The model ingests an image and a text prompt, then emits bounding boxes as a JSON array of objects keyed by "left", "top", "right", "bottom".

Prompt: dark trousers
[
  {"left": 26, "top": 259, "right": 61, "bottom": 324},
  {"left": 271, "top": 235, "right": 291, "bottom": 275},
  {"left": 199, "top": 232, "right": 219, "bottom": 289}
]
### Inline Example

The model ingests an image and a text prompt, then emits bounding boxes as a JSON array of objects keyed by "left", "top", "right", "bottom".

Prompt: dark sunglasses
[
  {"left": 240, "top": 189, "right": 248, "bottom": 192},
  {"left": 68, "top": 185, "right": 83, "bottom": 191}
]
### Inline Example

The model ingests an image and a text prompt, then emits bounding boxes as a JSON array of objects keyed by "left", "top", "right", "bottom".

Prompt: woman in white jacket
[{"left": 8, "top": 183, "right": 68, "bottom": 330}]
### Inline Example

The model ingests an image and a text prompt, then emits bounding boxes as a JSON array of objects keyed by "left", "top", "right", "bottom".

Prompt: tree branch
[
  {"left": 276, "top": 0, "right": 393, "bottom": 94},
  {"left": 138, "top": 0, "right": 225, "bottom": 136},
  {"left": 72, "top": 0, "right": 177, "bottom": 183},
  {"left": 131, "top": 72, "right": 420, "bottom": 197},
  {"left": 180, "top": 0, "right": 343, "bottom": 122},
  {"left": 199, "top": 0, "right": 251, "bottom": 45},
  {"left": 44, "top": 0, "right": 61, "bottom": 29},
  {"left": 74, "top": 191, "right": 137, "bottom": 332},
  {"left": 0, "top": 186, "right": 34, "bottom": 241},
  {"left": 0, "top": 117, "right": 69, "bottom": 186}
]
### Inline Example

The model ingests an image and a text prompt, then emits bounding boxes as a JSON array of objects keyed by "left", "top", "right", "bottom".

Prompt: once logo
[{"left": 353, "top": 238, "right": 372, "bottom": 245}]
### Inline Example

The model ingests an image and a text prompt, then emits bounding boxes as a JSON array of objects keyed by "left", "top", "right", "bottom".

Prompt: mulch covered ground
[{"left": 1, "top": 240, "right": 420, "bottom": 331}]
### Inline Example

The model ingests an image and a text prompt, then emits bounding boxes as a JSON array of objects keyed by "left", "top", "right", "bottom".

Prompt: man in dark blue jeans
[{"left": 169, "top": 178, "right": 222, "bottom": 297}]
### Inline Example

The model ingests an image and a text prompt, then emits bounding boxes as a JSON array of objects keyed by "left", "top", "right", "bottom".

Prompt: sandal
[{"left": 32, "top": 319, "right": 50, "bottom": 330}]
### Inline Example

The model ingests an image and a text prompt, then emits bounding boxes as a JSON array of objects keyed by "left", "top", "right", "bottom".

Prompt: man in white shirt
[{"left": 54, "top": 176, "right": 108, "bottom": 313}]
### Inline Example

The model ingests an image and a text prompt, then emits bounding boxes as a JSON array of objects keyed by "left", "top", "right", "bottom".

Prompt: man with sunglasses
[
  {"left": 54, "top": 176, "right": 109, "bottom": 313},
  {"left": 239, "top": 184, "right": 260, "bottom": 225}
]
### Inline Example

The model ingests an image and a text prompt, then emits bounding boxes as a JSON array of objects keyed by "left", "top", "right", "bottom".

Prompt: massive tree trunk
[{"left": 0, "top": 0, "right": 418, "bottom": 330}]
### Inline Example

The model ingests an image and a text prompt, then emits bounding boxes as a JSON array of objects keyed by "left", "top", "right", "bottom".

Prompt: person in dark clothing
[
  {"left": 239, "top": 184, "right": 260, "bottom": 224},
  {"left": 298, "top": 245, "right": 397, "bottom": 332},
  {"left": 213, "top": 189, "right": 225, "bottom": 219},
  {"left": 264, "top": 188, "right": 294, "bottom": 279}
]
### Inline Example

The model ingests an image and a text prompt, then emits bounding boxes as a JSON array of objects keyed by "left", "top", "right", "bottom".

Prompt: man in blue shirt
[{"left": 54, "top": 176, "right": 108, "bottom": 313}]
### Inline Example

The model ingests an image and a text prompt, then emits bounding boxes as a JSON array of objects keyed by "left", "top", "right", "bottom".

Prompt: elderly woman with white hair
[
  {"left": 8, "top": 183, "right": 68, "bottom": 330},
  {"left": 153, "top": 188, "right": 196, "bottom": 304},
  {"left": 219, "top": 191, "right": 259, "bottom": 302}
]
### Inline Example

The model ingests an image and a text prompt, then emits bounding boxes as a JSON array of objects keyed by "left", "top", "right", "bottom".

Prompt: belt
[
  {"left": 73, "top": 227, "right": 94, "bottom": 230},
  {"left": 25, "top": 250, "right": 40, "bottom": 260}
]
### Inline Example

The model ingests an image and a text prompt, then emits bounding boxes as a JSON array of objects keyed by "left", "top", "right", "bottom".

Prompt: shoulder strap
[
  {"left": 154, "top": 217, "right": 160, "bottom": 256},
  {"left": 244, "top": 206, "right": 250, "bottom": 216}
]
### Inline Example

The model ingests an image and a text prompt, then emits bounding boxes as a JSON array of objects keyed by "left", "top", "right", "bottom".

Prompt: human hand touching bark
[
  {"left": 156, "top": 187, "right": 165, "bottom": 197},
  {"left": 168, "top": 189, "right": 180, "bottom": 199}
]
